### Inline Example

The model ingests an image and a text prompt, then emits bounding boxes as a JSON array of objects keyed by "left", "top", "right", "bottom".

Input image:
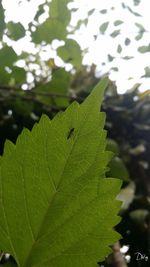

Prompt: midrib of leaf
[
  {"left": 45, "top": 131, "right": 57, "bottom": 193},
  {"left": 20, "top": 165, "right": 36, "bottom": 242},
  {"left": 36, "top": 178, "right": 99, "bottom": 244},
  {"left": 25, "top": 99, "right": 99, "bottom": 266},
  {"left": 35, "top": 123, "right": 105, "bottom": 243}
]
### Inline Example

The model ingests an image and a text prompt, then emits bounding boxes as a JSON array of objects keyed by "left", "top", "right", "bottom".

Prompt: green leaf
[
  {"left": 126, "top": 5, "right": 142, "bottom": 16},
  {"left": 124, "top": 38, "right": 131, "bottom": 46},
  {"left": 111, "top": 67, "right": 119, "bottom": 72},
  {"left": 0, "top": 46, "right": 17, "bottom": 67},
  {"left": 108, "top": 54, "right": 114, "bottom": 62},
  {"left": 108, "top": 157, "right": 129, "bottom": 181},
  {"left": 88, "top": 9, "right": 95, "bottom": 16},
  {"left": 99, "top": 22, "right": 109, "bottom": 34},
  {"left": 49, "top": 0, "right": 71, "bottom": 26},
  {"left": 71, "top": 19, "right": 88, "bottom": 32},
  {"left": 138, "top": 44, "right": 150, "bottom": 53},
  {"left": 121, "top": 2, "right": 126, "bottom": 8},
  {"left": 142, "top": 66, "right": 150, "bottom": 77},
  {"left": 135, "top": 31, "right": 143, "bottom": 41},
  {"left": 0, "top": 79, "right": 122, "bottom": 267},
  {"left": 134, "top": 23, "right": 145, "bottom": 41},
  {"left": 117, "top": 182, "right": 135, "bottom": 211},
  {"left": 7, "top": 22, "right": 25, "bottom": 41},
  {"left": 11, "top": 67, "right": 26, "bottom": 84},
  {"left": 106, "top": 139, "right": 119, "bottom": 156},
  {"left": 122, "top": 56, "right": 134, "bottom": 60},
  {"left": 0, "top": 2, "right": 5, "bottom": 38},
  {"left": 135, "top": 22, "right": 145, "bottom": 31},
  {"left": 100, "top": 9, "right": 107, "bottom": 14},
  {"left": 34, "top": 4, "right": 45, "bottom": 22},
  {"left": 114, "top": 20, "right": 123, "bottom": 26},
  {"left": 36, "top": 68, "right": 70, "bottom": 107},
  {"left": 57, "top": 39, "right": 82, "bottom": 68},
  {"left": 0, "top": 68, "right": 11, "bottom": 83},
  {"left": 129, "top": 209, "right": 149, "bottom": 226},
  {"left": 12, "top": 98, "right": 34, "bottom": 117},
  {"left": 32, "top": 19, "right": 67, "bottom": 43},
  {"left": 110, "top": 29, "right": 120, "bottom": 38},
  {"left": 133, "top": 0, "right": 141, "bottom": 5},
  {"left": 117, "top": 44, "right": 122, "bottom": 53}
]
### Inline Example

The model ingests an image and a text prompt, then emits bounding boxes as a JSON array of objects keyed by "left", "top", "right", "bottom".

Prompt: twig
[
  {"left": 0, "top": 251, "right": 4, "bottom": 262},
  {"left": 0, "top": 85, "right": 84, "bottom": 102},
  {"left": 111, "top": 242, "right": 128, "bottom": 267}
]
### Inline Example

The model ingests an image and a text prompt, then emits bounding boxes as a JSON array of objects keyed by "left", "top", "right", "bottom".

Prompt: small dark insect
[{"left": 67, "top": 128, "right": 75, "bottom": 139}]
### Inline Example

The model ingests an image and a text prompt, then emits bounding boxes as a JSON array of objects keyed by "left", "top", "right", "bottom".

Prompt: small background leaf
[
  {"left": 7, "top": 22, "right": 25, "bottom": 41},
  {"left": 99, "top": 22, "right": 109, "bottom": 34},
  {"left": 138, "top": 44, "right": 150, "bottom": 53},
  {"left": 0, "top": 2, "right": 5, "bottom": 38},
  {"left": 110, "top": 30, "right": 120, "bottom": 38},
  {"left": 57, "top": 39, "right": 82, "bottom": 68},
  {"left": 117, "top": 44, "right": 122, "bottom": 53},
  {"left": 36, "top": 68, "right": 70, "bottom": 106},
  {"left": 125, "top": 38, "right": 131, "bottom": 46},
  {"left": 114, "top": 20, "right": 124, "bottom": 26},
  {"left": 0, "top": 47, "right": 17, "bottom": 67}
]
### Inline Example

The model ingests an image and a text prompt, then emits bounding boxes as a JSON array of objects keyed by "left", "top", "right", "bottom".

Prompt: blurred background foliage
[{"left": 0, "top": 0, "right": 150, "bottom": 266}]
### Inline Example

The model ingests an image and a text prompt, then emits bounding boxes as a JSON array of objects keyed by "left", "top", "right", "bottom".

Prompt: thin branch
[
  {"left": 26, "top": 90, "right": 83, "bottom": 101},
  {"left": 0, "top": 251, "right": 4, "bottom": 262},
  {"left": 0, "top": 85, "right": 84, "bottom": 102}
]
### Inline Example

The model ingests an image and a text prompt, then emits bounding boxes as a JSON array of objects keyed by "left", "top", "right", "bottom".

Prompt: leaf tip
[{"left": 92, "top": 76, "right": 109, "bottom": 101}]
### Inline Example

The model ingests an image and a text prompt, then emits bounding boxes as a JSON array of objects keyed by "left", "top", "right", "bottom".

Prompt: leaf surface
[
  {"left": 0, "top": 79, "right": 122, "bottom": 267},
  {"left": 36, "top": 68, "right": 70, "bottom": 107},
  {"left": 0, "top": 47, "right": 17, "bottom": 67},
  {"left": 57, "top": 39, "right": 82, "bottom": 68},
  {"left": 114, "top": 20, "right": 124, "bottom": 26},
  {"left": 49, "top": 0, "right": 71, "bottom": 26},
  {"left": 32, "top": 0, "right": 71, "bottom": 44},
  {"left": 32, "top": 18, "right": 67, "bottom": 43},
  {"left": 7, "top": 22, "right": 25, "bottom": 41},
  {"left": 99, "top": 22, "right": 109, "bottom": 34},
  {"left": 0, "top": 1, "right": 5, "bottom": 38},
  {"left": 138, "top": 44, "right": 150, "bottom": 53}
]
